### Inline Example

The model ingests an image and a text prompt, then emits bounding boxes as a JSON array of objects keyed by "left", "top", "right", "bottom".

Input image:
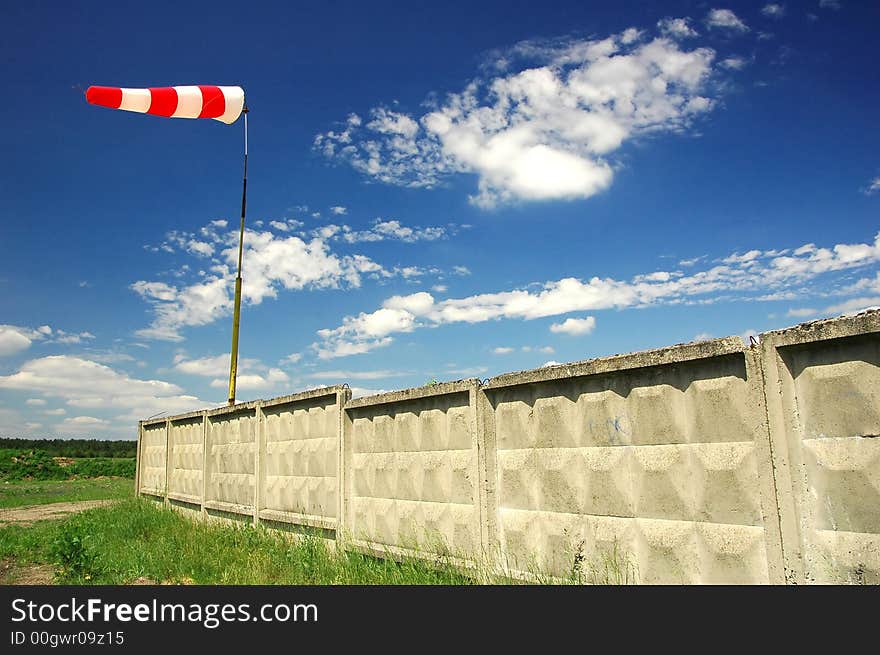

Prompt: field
[{"left": 0, "top": 478, "right": 133, "bottom": 509}]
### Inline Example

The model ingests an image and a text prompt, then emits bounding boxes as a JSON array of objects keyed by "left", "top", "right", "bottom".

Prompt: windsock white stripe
[
  {"left": 119, "top": 88, "right": 151, "bottom": 113},
  {"left": 171, "top": 86, "right": 204, "bottom": 119},
  {"left": 216, "top": 86, "right": 245, "bottom": 125}
]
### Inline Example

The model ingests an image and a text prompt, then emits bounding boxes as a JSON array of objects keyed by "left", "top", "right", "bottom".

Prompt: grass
[
  {"left": 0, "top": 477, "right": 134, "bottom": 508},
  {"left": 0, "top": 498, "right": 477, "bottom": 585},
  {"left": 0, "top": 491, "right": 639, "bottom": 585}
]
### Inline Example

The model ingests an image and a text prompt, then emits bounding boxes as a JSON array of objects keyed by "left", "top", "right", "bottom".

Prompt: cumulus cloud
[
  {"left": 316, "top": 25, "right": 723, "bottom": 207},
  {"left": 209, "top": 368, "right": 289, "bottom": 391},
  {"left": 706, "top": 8, "right": 749, "bottom": 32},
  {"left": 0, "top": 327, "right": 32, "bottom": 356},
  {"left": 864, "top": 177, "right": 880, "bottom": 195},
  {"left": 657, "top": 17, "right": 699, "bottom": 39},
  {"left": 0, "top": 324, "right": 96, "bottom": 355},
  {"left": 174, "top": 352, "right": 291, "bottom": 392},
  {"left": 330, "top": 206, "right": 347, "bottom": 215},
  {"left": 134, "top": 216, "right": 459, "bottom": 342},
  {"left": 313, "top": 231, "right": 880, "bottom": 357},
  {"left": 493, "top": 347, "right": 515, "bottom": 355},
  {"left": 549, "top": 316, "right": 597, "bottom": 335},
  {"left": 0, "top": 356, "right": 212, "bottom": 427}
]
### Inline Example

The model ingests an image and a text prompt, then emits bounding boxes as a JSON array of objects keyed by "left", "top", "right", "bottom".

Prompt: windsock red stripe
[
  {"left": 147, "top": 87, "right": 178, "bottom": 118},
  {"left": 86, "top": 86, "right": 123, "bottom": 109},
  {"left": 198, "top": 85, "right": 225, "bottom": 119}
]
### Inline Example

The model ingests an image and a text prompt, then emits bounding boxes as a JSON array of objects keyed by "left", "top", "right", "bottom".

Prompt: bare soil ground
[
  {"left": 0, "top": 499, "right": 114, "bottom": 527},
  {"left": 0, "top": 558, "right": 54, "bottom": 585}
]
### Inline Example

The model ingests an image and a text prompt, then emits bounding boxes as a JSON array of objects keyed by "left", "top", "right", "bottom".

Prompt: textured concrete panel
[
  {"left": 343, "top": 382, "right": 481, "bottom": 558},
  {"left": 168, "top": 415, "right": 204, "bottom": 503},
  {"left": 206, "top": 405, "right": 257, "bottom": 511},
  {"left": 260, "top": 389, "right": 345, "bottom": 529},
  {"left": 763, "top": 312, "right": 880, "bottom": 584},
  {"left": 139, "top": 421, "right": 167, "bottom": 497},
  {"left": 485, "top": 342, "right": 776, "bottom": 584}
]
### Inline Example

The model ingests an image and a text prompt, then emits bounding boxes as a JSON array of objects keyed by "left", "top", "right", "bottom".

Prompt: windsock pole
[{"left": 228, "top": 107, "right": 249, "bottom": 405}]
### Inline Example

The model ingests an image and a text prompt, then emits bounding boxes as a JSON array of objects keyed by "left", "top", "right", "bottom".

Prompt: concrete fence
[{"left": 136, "top": 310, "right": 880, "bottom": 584}]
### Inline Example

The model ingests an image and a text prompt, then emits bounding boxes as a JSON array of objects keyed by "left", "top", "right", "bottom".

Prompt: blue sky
[{"left": 1, "top": 0, "right": 878, "bottom": 438}]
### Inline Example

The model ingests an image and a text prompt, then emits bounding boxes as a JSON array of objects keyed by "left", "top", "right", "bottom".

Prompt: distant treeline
[{"left": 0, "top": 438, "right": 137, "bottom": 458}]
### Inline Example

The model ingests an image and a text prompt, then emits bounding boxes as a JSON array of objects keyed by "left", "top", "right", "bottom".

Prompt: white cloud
[
  {"left": 657, "top": 17, "right": 699, "bottom": 39},
  {"left": 132, "top": 221, "right": 397, "bottom": 341},
  {"left": 789, "top": 297, "right": 880, "bottom": 319},
  {"left": 0, "top": 324, "right": 96, "bottom": 354},
  {"left": 0, "top": 327, "right": 32, "bottom": 356},
  {"left": 0, "top": 356, "right": 211, "bottom": 427},
  {"left": 314, "top": 231, "right": 880, "bottom": 358},
  {"left": 720, "top": 57, "right": 749, "bottom": 70},
  {"left": 761, "top": 4, "right": 786, "bottom": 18},
  {"left": 706, "top": 9, "right": 749, "bottom": 32},
  {"left": 330, "top": 206, "right": 347, "bottom": 215},
  {"left": 340, "top": 219, "right": 447, "bottom": 243},
  {"left": 209, "top": 367, "right": 289, "bottom": 392},
  {"left": 25, "top": 398, "right": 46, "bottom": 406},
  {"left": 550, "top": 316, "right": 597, "bottom": 335},
  {"left": 864, "top": 177, "right": 880, "bottom": 195},
  {"left": 44, "top": 408, "right": 66, "bottom": 416},
  {"left": 432, "top": 285, "right": 448, "bottom": 293},
  {"left": 493, "top": 347, "right": 515, "bottom": 355},
  {"left": 317, "top": 26, "right": 722, "bottom": 207},
  {"left": 58, "top": 416, "right": 112, "bottom": 433},
  {"left": 280, "top": 352, "right": 302, "bottom": 366}
]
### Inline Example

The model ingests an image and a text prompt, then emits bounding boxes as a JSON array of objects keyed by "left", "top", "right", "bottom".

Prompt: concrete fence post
[
  {"left": 135, "top": 421, "right": 143, "bottom": 497},
  {"left": 472, "top": 384, "right": 498, "bottom": 568},
  {"left": 254, "top": 402, "right": 264, "bottom": 527},
  {"left": 163, "top": 418, "right": 171, "bottom": 508},
  {"left": 201, "top": 413, "right": 210, "bottom": 520}
]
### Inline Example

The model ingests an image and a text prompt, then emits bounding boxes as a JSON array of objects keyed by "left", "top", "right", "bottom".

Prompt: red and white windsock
[{"left": 85, "top": 85, "right": 245, "bottom": 124}]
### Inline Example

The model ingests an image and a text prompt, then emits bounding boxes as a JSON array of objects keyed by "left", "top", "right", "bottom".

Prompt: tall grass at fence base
[{"left": 1, "top": 498, "right": 639, "bottom": 584}]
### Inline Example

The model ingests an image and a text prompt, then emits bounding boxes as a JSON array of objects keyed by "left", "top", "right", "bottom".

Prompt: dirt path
[{"left": 0, "top": 499, "right": 114, "bottom": 526}]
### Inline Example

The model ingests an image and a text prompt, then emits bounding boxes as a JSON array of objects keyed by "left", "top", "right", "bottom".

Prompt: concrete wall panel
[
  {"left": 343, "top": 382, "right": 481, "bottom": 559},
  {"left": 139, "top": 421, "right": 167, "bottom": 497},
  {"left": 260, "top": 389, "right": 346, "bottom": 529},
  {"left": 484, "top": 343, "right": 777, "bottom": 584},
  {"left": 762, "top": 313, "right": 880, "bottom": 584},
  {"left": 206, "top": 406, "right": 257, "bottom": 511},
  {"left": 168, "top": 415, "right": 204, "bottom": 502}
]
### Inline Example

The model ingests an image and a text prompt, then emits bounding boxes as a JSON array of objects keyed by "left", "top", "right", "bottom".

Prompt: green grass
[
  {"left": 0, "top": 498, "right": 477, "bottom": 585},
  {"left": 0, "top": 478, "right": 134, "bottom": 508},
  {"left": 0, "top": 495, "right": 639, "bottom": 585}
]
